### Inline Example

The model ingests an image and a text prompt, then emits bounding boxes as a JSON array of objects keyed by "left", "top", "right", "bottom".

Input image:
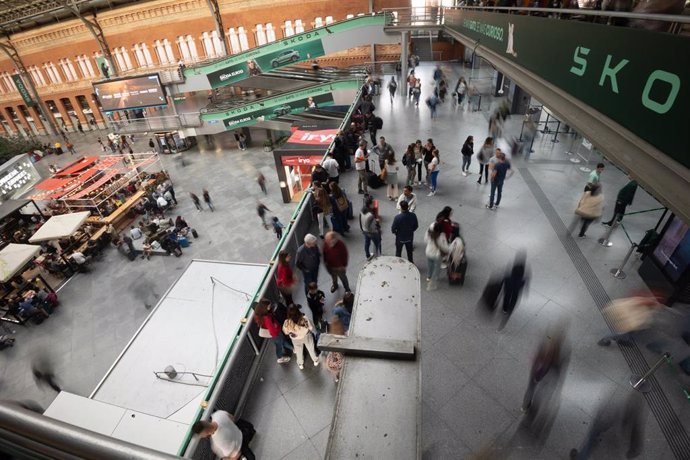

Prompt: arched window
[
  {"left": 325, "top": 16, "right": 334, "bottom": 25},
  {"left": 133, "top": 44, "right": 146, "bottom": 67},
  {"left": 228, "top": 28, "right": 240, "bottom": 54},
  {"left": 201, "top": 32, "right": 215, "bottom": 58},
  {"left": 163, "top": 39, "right": 176, "bottom": 63},
  {"left": 211, "top": 30, "right": 225, "bottom": 56},
  {"left": 238, "top": 27, "right": 249, "bottom": 51},
  {"left": 255, "top": 24, "right": 267, "bottom": 46},
  {"left": 186, "top": 35, "right": 199, "bottom": 60},
  {"left": 177, "top": 36, "right": 191, "bottom": 61},
  {"left": 314, "top": 17, "right": 323, "bottom": 28},
  {"left": 266, "top": 23, "right": 276, "bottom": 42},
  {"left": 295, "top": 19, "right": 304, "bottom": 34},
  {"left": 284, "top": 20, "right": 294, "bottom": 37}
]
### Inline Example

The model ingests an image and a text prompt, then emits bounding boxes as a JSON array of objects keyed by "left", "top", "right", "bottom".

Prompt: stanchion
[
  {"left": 598, "top": 216, "right": 620, "bottom": 247},
  {"left": 630, "top": 353, "right": 670, "bottom": 393},
  {"left": 610, "top": 243, "right": 638, "bottom": 279}
]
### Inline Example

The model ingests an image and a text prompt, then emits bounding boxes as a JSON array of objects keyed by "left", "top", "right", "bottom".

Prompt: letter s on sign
[{"left": 569, "top": 46, "right": 590, "bottom": 77}]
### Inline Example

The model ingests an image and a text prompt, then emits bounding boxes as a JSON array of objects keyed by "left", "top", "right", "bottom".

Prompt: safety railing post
[
  {"left": 610, "top": 243, "right": 637, "bottom": 279},
  {"left": 598, "top": 215, "right": 620, "bottom": 247},
  {"left": 630, "top": 353, "right": 670, "bottom": 393}
]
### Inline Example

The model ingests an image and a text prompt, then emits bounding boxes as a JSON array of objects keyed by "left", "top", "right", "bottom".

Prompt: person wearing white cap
[{"left": 295, "top": 233, "right": 321, "bottom": 295}]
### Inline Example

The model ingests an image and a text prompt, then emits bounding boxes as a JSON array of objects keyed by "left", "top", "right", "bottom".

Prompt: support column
[
  {"left": 85, "top": 96, "right": 105, "bottom": 129},
  {"left": 69, "top": 96, "right": 89, "bottom": 129},
  {"left": 13, "top": 105, "right": 33, "bottom": 136},
  {"left": 27, "top": 105, "right": 48, "bottom": 135},
  {"left": 400, "top": 31, "right": 409, "bottom": 97},
  {"left": 2, "top": 109, "right": 20, "bottom": 135},
  {"left": 54, "top": 101, "right": 75, "bottom": 132},
  {"left": 205, "top": 0, "right": 228, "bottom": 56}
]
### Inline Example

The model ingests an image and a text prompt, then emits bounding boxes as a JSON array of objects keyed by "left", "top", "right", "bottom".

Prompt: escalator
[{"left": 172, "top": 14, "right": 395, "bottom": 93}]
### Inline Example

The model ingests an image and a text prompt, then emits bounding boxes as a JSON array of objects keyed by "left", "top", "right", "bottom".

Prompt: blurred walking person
[
  {"left": 498, "top": 250, "right": 529, "bottom": 331},
  {"left": 202, "top": 189, "right": 214, "bottom": 212},
  {"left": 522, "top": 325, "right": 569, "bottom": 412},
  {"left": 602, "top": 179, "right": 638, "bottom": 227},
  {"left": 597, "top": 294, "right": 662, "bottom": 346},
  {"left": 275, "top": 250, "right": 296, "bottom": 305},
  {"left": 190, "top": 192, "right": 202, "bottom": 211},
  {"left": 574, "top": 183, "right": 604, "bottom": 238},
  {"left": 256, "top": 201, "right": 270, "bottom": 229},
  {"left": 388, "top": 76, "right": 397, "bottom": 103},
  {"left": 257, "top": 172, "right": 267, "bottom": 195}
]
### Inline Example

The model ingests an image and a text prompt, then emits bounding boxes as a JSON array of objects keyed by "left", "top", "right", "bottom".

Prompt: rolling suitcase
[
  {"left": 191, "top": 228, "right": 199, "bottom": 238},
  {"left": 448, "top": 256, "right": 468, "bottom": 286}
]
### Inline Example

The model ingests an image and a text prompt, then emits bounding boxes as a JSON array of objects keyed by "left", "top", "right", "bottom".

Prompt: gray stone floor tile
[
  {"left": 247, "top": 395, "right": 308, "bottom": 460},
  {"left": 422, "top": 403, "right": 471, "bottom": 459},
  {"left": 280, "top": 437, "right": 321, "bottom": 460},
  {"left": 310, "top": 425, "right": 330, "bottom": 459},
  {"left": 282, "top": 371, "right": 337, "bottom": 438}
]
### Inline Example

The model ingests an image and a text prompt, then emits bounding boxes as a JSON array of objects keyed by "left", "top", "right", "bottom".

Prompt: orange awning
[
  {"left": 55, "top": 156, "right": 99, "bottom": 177},
  {"left": 34, "top": 177, "right": 73, "bottom": 191}
]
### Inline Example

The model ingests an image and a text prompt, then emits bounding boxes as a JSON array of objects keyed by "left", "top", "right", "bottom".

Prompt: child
[
  {"left": 271, "top": 216, "right": 285, "bottom": 240},
  {"left": 306, "top": 282, "right": 325, "bottom": 330}
]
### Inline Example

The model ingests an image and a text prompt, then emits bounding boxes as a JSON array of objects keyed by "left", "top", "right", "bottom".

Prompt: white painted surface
[{"left": 44, "top": 391, "right": 125, "bottom": 436}]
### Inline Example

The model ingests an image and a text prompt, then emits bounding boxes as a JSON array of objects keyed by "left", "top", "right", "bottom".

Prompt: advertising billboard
[
  {"left": 652, "top": 216, "right": 690, "bottom": 282},
  {"left": 93, "top": 74, "right": 167, "bottom": 112},
  {"left": 222, "top": 93, "right": 334, "bottom": 130}
]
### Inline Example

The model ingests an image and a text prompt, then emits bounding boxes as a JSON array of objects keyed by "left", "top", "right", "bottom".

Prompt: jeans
[
  {"left": 427, "top": 257, "right": 441, "bottom": 288},
  {"left": 478, "top": 164, "right": 489, "bottom": 183},
  {"left": 357, "top": 169, "right": 368, "bottom": 193},
  {"left": 328, "top": 267, "right": 351, "bottom": 291},
  {"left": 364, "top": 232, "right": 381, "bottom": 258},
  {"left": 407, "top": 167, "right": 416, "bottom": 186},
  {"left": 462, "top": 155, "right": 471, "bottom": 172},
  {"left": 423, "top": 162, "right": 430, "bottom": 184},
  {"left": 395, "top": 240, "right": 413, "bottom": 262},
  {"left": 301, "top": 269, "right": 319, "bottom": 294},
  {"left": 205, "top": 200, "right": 214, "bottom": 212},
  {"left": 274, "top": 333, "right": 294, "bottom": 358},
  {"left": 579, "top": 218, "right": 594, "bottom": 237},
  {"left": 489, "top": 180, "right": 504, "bottom": 207},
  {"left": 430, "top": 170, "right": 439, "bottom": 192}
]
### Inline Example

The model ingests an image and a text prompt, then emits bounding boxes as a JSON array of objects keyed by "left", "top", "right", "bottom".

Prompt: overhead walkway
[{"left": 172, "top": 14, "right": 397, "bottom": 94}]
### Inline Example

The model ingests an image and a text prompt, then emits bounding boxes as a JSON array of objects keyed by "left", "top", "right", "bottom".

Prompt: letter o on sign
[{"left": 642, "top": 70, "right": 680, "bottom": 115}]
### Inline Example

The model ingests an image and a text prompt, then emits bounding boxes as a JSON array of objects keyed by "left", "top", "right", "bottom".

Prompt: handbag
[{"left": 258, "top": 327, "right": 272, "bottom": 338}]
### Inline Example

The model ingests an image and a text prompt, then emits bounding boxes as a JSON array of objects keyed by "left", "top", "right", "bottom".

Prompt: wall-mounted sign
[
  {"left": 281, "top": 155, "right": 323, "bottom": 166},
  {"left": 0, "top": 155, "right": 41, "bottom": 202},
  {"left": 11, "top": 75, "right": 35, "bottom": 107}
]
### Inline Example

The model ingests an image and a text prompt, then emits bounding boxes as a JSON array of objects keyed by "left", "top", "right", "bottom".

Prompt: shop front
[{"left": 273, "top": 120, "right": 341, "bottom": 203}]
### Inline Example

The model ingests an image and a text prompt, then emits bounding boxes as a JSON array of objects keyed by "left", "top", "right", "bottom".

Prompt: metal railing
[
  {"left": 383, "top": 7, "right": 445, "bottom": 27},
  {"left": 107, "top": 113, "right": 202, "bottom": 133}
]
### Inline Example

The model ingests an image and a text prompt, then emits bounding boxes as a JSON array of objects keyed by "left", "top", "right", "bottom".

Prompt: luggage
[
  {"left": 448, "top": 256, "right": 468, "bottom": 286},
  {"left": 347, "top": 199, "right": 354, "bottom": 220},
  {"left": 178, "top": 236, "right": 190, "bottom": 248},
  {"left": 173, "top": 247, "right": 182, "bottom": 257},
  {"left": 191, "top": 228, "right": 199, "bottom": 238},
  {"left": 366, "top": 171, "right": 384, "bottom": 189}
]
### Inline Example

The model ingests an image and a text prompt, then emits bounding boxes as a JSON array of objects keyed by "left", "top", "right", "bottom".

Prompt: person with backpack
[
  {"left": 329, "top": 182, "right": 351, "bottom": 235},
  {"left": 388, "top": 76, "right": 397, "bottom": 103},
  {"left": 425, "top": 222, "right": 450, "bottom": 291},
  {"left": 426, "top": 94, "right": 439, "bottom": 119}
]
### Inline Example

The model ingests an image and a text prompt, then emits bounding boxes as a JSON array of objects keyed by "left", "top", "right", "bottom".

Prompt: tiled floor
[{"left": 0, "top": 63, "right": 688, "bottom": 459}]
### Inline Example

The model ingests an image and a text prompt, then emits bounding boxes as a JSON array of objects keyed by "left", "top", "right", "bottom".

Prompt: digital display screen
[
  {"left": 653, "top": 216, "right": 690, "bottom": 282},
  {"left": 93, "top": 74, "right": 167, "bottom": 111}
]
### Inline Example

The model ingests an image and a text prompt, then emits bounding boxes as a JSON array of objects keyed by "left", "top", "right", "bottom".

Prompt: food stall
[{"left": 0, "top": 199, "right": 45, "bottom": 249}]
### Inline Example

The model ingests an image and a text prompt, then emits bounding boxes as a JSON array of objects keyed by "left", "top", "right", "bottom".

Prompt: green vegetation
[{"left": 0, "top": 135, "right": 40, "bottom": 164}]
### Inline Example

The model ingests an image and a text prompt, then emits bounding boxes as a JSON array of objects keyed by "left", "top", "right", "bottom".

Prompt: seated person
[
  {"left": 130, "top": 225, "right": 143, "bottom": 240},
  {"left": 17, "top": 297, "right": 50, "bottom": 321},
  {"left": 175, "top": 216, "right": 189, "bottom": 231},
  {"left": 69, "top": 251, "right": 87, "bottom": 266}
]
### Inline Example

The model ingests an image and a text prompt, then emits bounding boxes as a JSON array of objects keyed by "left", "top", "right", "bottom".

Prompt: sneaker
[
  {"left": 597, "top": 338, "right": 611, "bottom": 346},
  {"left": 485, "top": 204, "right": 494, "bottom": 210},
  {"left": 298, "top": 364, "right": 304, "bottom": 370},
  {"left": 313, "top": 359, "right": 320, "bottom": 367},
  {"left": 277, "top": 357, "right": 291, "bottom": 364},
  {"left": 601, "top": 222, "right": 611, "bottom": 227},
  {"left": 330, "top": 285, "right": 338, "bottom": 293},
  {"left": 427, "top": 191, "right": 436, "bottom": 197},
  {"left": 578, "top": 234, "right": 586, "bottom": 238},
  {"left": 334, "top": 378, "right": 339, "bottom": 383},
  {"left": 367, "top": 254, "right": 374, "bottom": 261},
  {"left": 462, "top": 172, "right": 468, "bottom": 176},
  {"left": 358, "top": 190, "right": 364, "bottom": 194},
  {"left": 477, "top": 180, "right": 482, "bottom": 184}
]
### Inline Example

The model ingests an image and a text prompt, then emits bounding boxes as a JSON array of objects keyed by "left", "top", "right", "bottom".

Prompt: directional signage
[{"left": 445, "top": 9, "right": 690, "bottom": 169}]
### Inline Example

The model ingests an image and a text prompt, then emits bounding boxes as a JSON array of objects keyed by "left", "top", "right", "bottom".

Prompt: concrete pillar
[
  {"left": 85, "top": 96, "right": 106, "bottom": 129},
  {"left": 69, "top": 96, "right": 89, "bottom": 129},
  {"left": 400, "top": 31, "right": 409, "bottom": 97},
  {"left": 28, "top": 105, "right": 48, "bottom": 135},
  {"left": 13, "top": 105, "right": 34, "bottom": 136},
  {"left": 56, "top": 99, "right": 76, "bottom": 132},
  {"left": 2, "top": 108, "right": 20, "bottom": 135}
]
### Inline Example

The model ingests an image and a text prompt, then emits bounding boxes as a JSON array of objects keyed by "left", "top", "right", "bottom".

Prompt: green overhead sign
[
  {"left": 202, "top": 79, "right": 360, "bottom": 130},
  {"left": 11, "top": 75, "right": 35, "bottom": 107},
  {"left": 445, "top": 9, "right": 689, "bottom": 169},
  {"left": 187, "top": 14, "right": 386, "bottom": 88}
]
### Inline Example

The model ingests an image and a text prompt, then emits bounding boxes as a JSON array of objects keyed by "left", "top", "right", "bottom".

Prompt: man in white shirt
[
  {"left": 354, "top": 140, "right": 369, "bottom": 194},
  {"left": 192, "top": 411, "right": 254, "bottom": 460},
  {"left": 322, "top": 151, "right": 340, "bottom": 183}
]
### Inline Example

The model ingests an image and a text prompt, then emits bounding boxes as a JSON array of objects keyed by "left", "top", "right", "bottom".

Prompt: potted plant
[{"left": 263, "top": 139, "right": 273, "bottom": 152}]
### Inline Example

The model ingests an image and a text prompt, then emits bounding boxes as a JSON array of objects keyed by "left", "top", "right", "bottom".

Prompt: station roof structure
[{"left": 0, "top": 0, "right": 141, "bottom": 34}]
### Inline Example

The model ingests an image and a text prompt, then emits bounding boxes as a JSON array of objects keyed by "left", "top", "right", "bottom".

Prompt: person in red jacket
[
  {"left": 323, "top": 231, "right": 351, "bottom": 293},
  {"left": 275, "top": 250, "right": 296, "bottom": 305},
  {"left": 254, "top": 299, "right": 293, "bottom": 364}
]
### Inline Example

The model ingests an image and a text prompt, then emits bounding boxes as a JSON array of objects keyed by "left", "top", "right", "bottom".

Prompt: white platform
[{"left": 45, "top": 259, "right": 266, "bottom": 455}]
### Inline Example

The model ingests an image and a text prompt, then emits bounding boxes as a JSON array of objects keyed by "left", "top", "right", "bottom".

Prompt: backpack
[
  {"left": 374, "top": 117, "right": 383, "bottom": 130},
  {"left": 335, "top": 196, "right": 349, "bottom": 213}
]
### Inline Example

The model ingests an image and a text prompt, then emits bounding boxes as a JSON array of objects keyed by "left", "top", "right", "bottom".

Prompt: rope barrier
[
  {"left": 663, "top": 353, "right": 690, "bottom": 402},
  {"left": 619, "top": 222, "right": 634, "bottom": 245},
  {"left": 624, "top": 207, "right": 666, "bottom": 217}
]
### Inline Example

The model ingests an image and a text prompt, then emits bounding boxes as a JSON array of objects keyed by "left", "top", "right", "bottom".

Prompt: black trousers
[
  {"left": 604, "top": 200, "right": 627, "bottom": 225},
  {"left": 395, "top": 241, "right": 413, "bottom": 262}
]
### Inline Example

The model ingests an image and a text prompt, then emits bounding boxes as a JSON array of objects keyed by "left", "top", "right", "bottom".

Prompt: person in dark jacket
[
  {"left": 602, "top": 179, "right": 638, "bottom": 226},
  {"left": 323, "top": 231, "right": 350, "bottom": 293},
  {"left": 295, "top": 233, "right": 321, "bottom": 294},
  {"left": 461, "top": 136, "right": 474, "bottom": 176},
  {"left": 391, "top": 201, "right": 419, "bottom": 262}
]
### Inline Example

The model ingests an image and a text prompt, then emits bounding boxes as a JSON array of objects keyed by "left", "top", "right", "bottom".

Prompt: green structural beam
[
  {"left": 444, "top": 9, "right": 690, "bottom": 170},
  {"left": 201, "top": 79, "right": 361, "bottom": 130},
  {"left": 185, "top": 15, "right": 386, "bottom": 88}
]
